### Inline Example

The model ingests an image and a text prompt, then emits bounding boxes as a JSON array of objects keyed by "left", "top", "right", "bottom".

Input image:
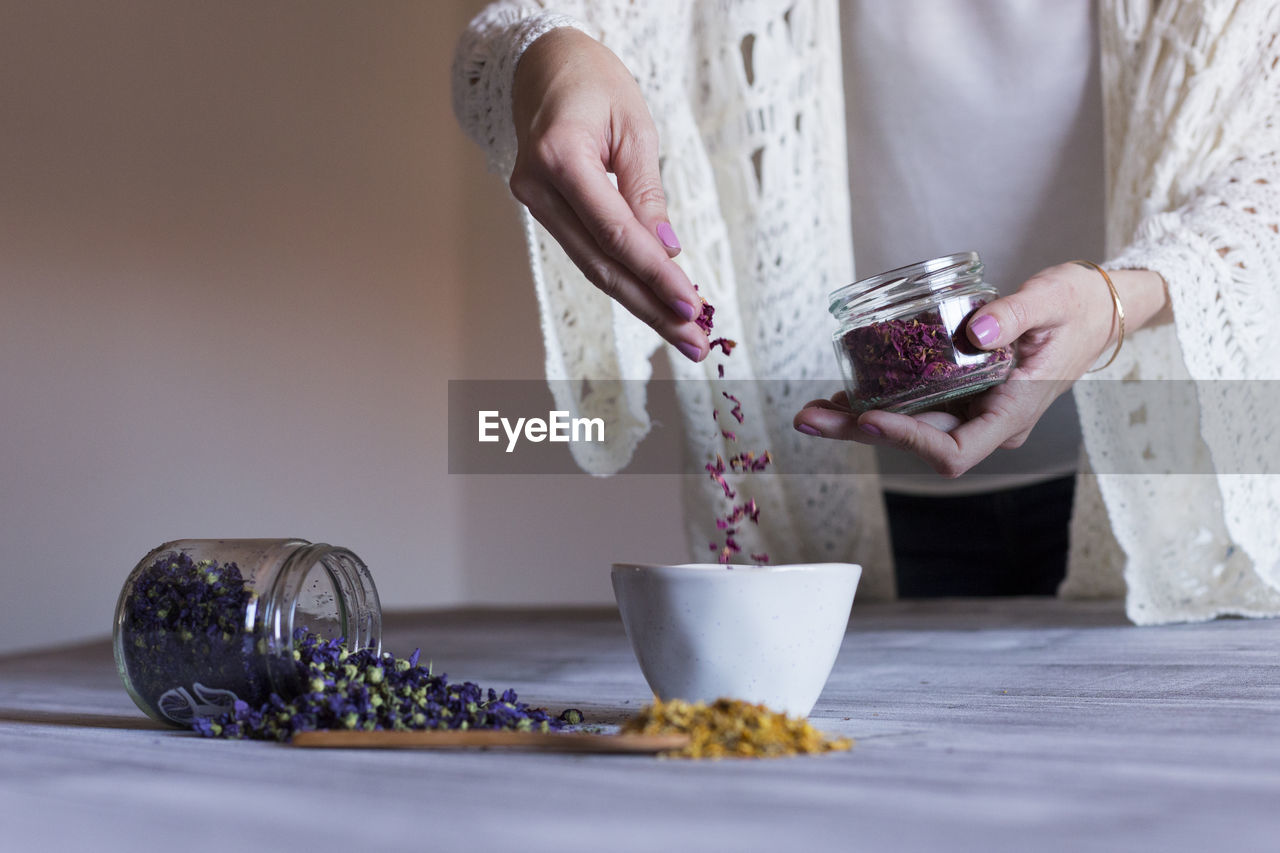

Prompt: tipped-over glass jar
[
  {"left": 113, "top": 538, "right": 381, "bottom": 726},
  {"left": 829, "top": 251, "right": 1014, "bottom": 414}
]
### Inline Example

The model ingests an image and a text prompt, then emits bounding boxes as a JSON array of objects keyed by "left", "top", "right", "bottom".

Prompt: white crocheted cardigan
[{"left": 453, "top": 0, "right": 1280, "bottom": 625}]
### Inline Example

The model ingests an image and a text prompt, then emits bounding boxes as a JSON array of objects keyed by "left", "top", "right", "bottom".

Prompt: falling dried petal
[
  {"left": 721, "top": 392, "right": 745, "bottom": 423},
  {"left": 698, "top": 293, "right": 773, "bottom": 568}
]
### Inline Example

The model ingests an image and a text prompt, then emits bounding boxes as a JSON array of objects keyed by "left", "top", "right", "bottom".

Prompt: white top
[{"left": 842, "top": 0, "right": 1103, "bottom": 494}]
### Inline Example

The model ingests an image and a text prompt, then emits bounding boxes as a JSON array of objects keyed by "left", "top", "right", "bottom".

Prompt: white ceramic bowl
[{"left": 610, "top": 562, "right": 861, "bottom": 717}]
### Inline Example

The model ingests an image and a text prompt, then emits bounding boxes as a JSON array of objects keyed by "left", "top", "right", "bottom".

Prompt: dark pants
[{"left": 885, "top": 476, "right": 1075, "bottom": 597}]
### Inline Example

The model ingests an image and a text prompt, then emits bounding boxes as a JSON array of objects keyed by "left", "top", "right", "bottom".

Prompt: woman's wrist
[
  {"left": 1072, "top": 265, "right": 1170, "bottom": 367},
  {"left": 1107, "top": 267, "right": 1171, "bottom": 335}
]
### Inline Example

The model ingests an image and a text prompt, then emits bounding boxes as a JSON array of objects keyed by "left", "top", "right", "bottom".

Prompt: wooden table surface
[{"left": 3, "top": 599, "right": 1279, "bottom": 852}]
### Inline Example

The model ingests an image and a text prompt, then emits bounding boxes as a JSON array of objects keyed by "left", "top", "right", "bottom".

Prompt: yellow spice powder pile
[{"left": 621, "top": 697, "right": 854, "bottom": 759}]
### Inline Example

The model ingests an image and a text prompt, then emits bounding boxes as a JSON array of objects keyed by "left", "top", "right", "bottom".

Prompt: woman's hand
[
  {"left": 509, "top": 28, "right": 707, "bottom": 362},
  {"left": 793, "top": 263, "right": 1169, "bottom": 477}
]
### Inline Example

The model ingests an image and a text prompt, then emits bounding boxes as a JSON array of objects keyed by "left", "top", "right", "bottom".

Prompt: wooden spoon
[{"left": 289, "top": 729, "right": 688, "bottom": 754}]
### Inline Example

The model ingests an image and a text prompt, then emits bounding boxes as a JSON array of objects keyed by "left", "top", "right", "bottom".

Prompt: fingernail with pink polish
[
  {"left": 796, "top": 423, "right": 821, "bottom": 437},
  {"left": 969, "top": 314, "right": 1000, "bottom": 347},
  {"left": 860, "top": 423, "right": 883, "bottom": 438},
  {"left": 677, "top": 341, "right": 702, "bottom": 362},
  {"left": 657, "top": 222, "right": 681, "bottom": 251},
  {"left": 673, "top": 300, "right": 697, "bottom": 321}
]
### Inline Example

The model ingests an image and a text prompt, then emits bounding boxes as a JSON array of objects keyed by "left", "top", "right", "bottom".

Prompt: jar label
[{"left": 156, "top": 682, "right": 242, "bottom": 725}]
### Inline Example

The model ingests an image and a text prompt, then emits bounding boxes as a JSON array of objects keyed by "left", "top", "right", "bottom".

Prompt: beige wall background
[{"left": 0, "top": 0, "right": 686, "bottom": 654}]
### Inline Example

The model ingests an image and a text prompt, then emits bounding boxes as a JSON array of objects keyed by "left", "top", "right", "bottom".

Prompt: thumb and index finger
[
  {"left": 548, "top": 131, "right": 705, "bottom": 356},
  {"left": 511, "top": 29, "right": 703, "bottom": 358}
]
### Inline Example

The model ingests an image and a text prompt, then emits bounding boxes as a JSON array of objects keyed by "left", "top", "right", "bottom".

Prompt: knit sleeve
[
  {"left": 1109, "top": 155, "right": 1280, "bottom": 380},
  {"left": 1068, "top": 0, "right": 1280, "bottom": 623},
  {"left": 1106, "top": 155, "right": 1280, "bottom": 621},
  {"left": 450, "top": 2, "right": 592, "bottom": 176}
]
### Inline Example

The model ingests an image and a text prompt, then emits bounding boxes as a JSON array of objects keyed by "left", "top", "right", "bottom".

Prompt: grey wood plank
[{"left": 2, "top": 600, "right": 1279, "bottom": 852}]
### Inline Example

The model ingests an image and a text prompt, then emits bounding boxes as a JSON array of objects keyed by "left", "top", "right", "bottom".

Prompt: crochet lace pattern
[{"left": 1069, "top": 0, "right": 1280, "bottom": 623}]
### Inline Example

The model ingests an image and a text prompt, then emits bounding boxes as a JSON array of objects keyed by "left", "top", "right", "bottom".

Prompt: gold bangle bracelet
[{"left": 1072, "top": 260, "right": 1125, "bottom": 372}]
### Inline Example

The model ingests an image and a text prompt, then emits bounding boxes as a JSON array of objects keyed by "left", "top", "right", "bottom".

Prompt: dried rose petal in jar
[{"left": 829, "top": 251, "right": 1013, "bottom": 414}]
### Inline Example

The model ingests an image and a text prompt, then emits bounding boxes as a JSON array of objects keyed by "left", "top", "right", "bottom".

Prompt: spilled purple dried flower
[
  {"left": 192, "top": 630, "right": 568, "bottom": 741},
  {"left": 118, "top": 553, "right": 265, "bottom": 724}
]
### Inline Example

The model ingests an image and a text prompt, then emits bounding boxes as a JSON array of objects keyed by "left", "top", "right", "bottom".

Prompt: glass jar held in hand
[
  {"left": 828, "top": 251, "right": 1014, "bottom": 415},
  {"left": 794, "top": 253, "right": 1165, "bottom": 479}
]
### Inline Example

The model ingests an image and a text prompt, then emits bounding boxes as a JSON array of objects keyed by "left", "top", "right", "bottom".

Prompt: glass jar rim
[
  {"left": 829, "top": 250, "right": 982, "bottom": 318},
  {"left": 267, "top": 541, "right": 381, "bottom": 655}
]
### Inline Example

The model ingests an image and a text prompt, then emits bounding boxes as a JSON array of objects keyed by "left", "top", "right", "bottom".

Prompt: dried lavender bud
[
  {"left": 192, "top": 631, "right": 568, "bottom": 741},
  {"left": 118, "top": 553, "right": 267, "bottom": 724}
]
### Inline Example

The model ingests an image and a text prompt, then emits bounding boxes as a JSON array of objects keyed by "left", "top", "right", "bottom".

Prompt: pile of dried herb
[
  {"left": 121, "top": 552, "right": 568, "bottom": 738},
  {"left": 621, "top": 697, "right": 853, "bottom": 759},
  {"left": 840, "top": 308, "right": 1011, "bottom": 408},
  {"left": 192, "top": 630, "right": 568, "bottom": 741},
  {"left": 697, "top": 294, "right": 771, "bottom": 564},
  {"left": 119, "top": 552, "right": 266, "bottom": 723}
]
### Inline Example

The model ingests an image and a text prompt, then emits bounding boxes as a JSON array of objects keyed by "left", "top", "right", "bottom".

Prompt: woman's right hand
[{"left": 510, "top": 27, "right": 707, "bottom": 362}]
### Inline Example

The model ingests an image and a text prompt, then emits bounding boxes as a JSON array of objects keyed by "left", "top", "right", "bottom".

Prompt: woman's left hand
[{"left": 793, "top": 262, "right": 1166, "bottom": 478}]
